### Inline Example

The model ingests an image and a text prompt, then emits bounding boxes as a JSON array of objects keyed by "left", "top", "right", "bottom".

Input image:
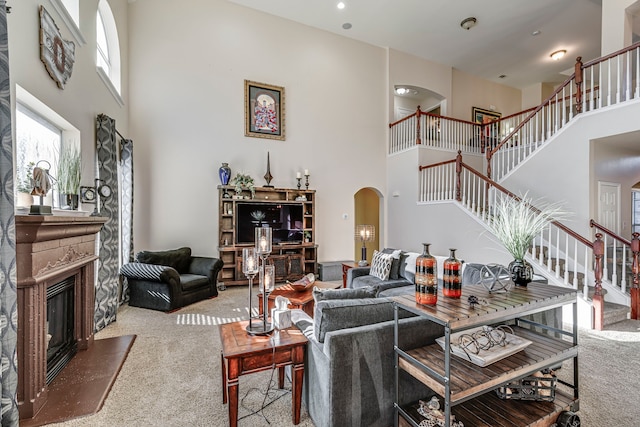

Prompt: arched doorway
[
  {"left": 354, "top": 188, "right": 382, "bottom": 265},
  {"left": 393, "top": 85, "right": 446, "bottom": 121}
]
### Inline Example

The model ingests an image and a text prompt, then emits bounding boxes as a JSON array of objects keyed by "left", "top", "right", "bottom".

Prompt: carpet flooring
[{"left": 42, "top": 285, "right": 640, "bottom": 427}]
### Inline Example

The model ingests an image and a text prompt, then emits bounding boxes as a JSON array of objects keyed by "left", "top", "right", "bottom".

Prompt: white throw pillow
[{"left": 370, "top": 250, "right": 393, "bottom": 281}]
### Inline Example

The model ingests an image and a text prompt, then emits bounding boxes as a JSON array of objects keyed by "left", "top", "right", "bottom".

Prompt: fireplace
[
  {"left": 46, "top": 276, "right": 78, "bottom": 384},
  {"left": 15, "top": 215, "right": 106, "bottom": 419}
]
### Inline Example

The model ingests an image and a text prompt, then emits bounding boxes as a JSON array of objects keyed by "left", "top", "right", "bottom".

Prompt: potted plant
[
  {"left": 488, "top": 193, "right": 569, "bottom": 286},
  {"left": 304, "top": 231, "right": 311, "bottom": 243},
  {"left": 231, "top": 173, "right": 255, "bottom": 199},
  {"left": 56, "top": 145, "right": 82, "bottom": 209}
]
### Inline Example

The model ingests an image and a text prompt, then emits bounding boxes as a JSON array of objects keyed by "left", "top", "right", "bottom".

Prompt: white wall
[
  {"left": 9, "top": 0, "right": 129, "bottom": 196},
  {"left": 601, "top": 0, "right": 640, "bottom": 55},
  {"left": 128, "top": 0, "right": 387, "bottom": 260}
]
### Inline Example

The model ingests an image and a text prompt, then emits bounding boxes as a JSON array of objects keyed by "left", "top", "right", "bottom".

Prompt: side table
[
  {"left": 219, "top": 320, "right": 308, "bottom": 427},
  {"left": 341, "top": 262, "right": 361, "bottom": 288}
]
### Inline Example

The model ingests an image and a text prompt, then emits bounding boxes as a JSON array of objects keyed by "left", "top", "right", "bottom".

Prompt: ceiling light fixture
[
  {"left": 337, "top": 2, "right": 345, "bottom": 9},
  {"left": 395, "top": 87, "right": 409, "bottom": 95},
  {"left": 342, "top": 22, "right": 352, "bottom": 30},
  {"left": 460, "top": 17, "right": 477, "bottom": 30},
  {"left": 550, "top": 49, "right": 567, "bottom": 60}
]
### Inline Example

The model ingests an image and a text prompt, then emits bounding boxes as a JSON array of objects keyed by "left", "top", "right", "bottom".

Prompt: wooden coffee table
[
  {"left": 219, "top": 320, "right": 308, "bottom": 426},
  {"left": 258, "top": 280, "right": 342, "bottom": 318}
]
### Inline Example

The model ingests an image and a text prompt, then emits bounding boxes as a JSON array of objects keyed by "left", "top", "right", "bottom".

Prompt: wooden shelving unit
[
  {"left": 218, "top": 185, "right": 317, "bottom": 286},
  {"left": 392, "top": 283, "right": 579, "bottom": 427}
]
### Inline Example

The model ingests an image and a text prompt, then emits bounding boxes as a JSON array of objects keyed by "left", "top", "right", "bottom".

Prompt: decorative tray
[{"left": 435, "top": 326, "right": 532, "bottom": 367}]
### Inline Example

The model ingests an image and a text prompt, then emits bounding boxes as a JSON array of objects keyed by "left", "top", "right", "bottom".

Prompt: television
[{"left": 236, "top": 202, "right": 303, "bottom": 244}]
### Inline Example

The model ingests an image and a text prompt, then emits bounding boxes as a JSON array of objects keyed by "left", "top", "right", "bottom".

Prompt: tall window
[
  {"left": 49, "top": 0, "right": 85, "bottom": 45},
  {"left": 60, "top": 0, "right": 79, "bottom": 28},
  {"left": 96, "top": 10, "right": 110, "bottom": 75},
  {"left": 96, "top": 0, "right": 122, "bottom": 100},
  {"left": 15, "top": 103, "right": 61, "bottom": 198}
]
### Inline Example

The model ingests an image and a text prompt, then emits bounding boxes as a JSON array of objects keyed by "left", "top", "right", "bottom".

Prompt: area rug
[{"left": 21, "top": 335, "right": 136, "bottom": 427}]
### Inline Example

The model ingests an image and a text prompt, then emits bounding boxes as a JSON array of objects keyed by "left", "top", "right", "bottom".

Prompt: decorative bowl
[{"left": 288, "top": 273, "right": 316, "bottom": 291}]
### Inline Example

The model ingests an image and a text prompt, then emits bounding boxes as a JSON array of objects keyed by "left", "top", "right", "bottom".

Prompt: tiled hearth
[{"left": 15, "top": 215, "right": 106, "bottom": 419}]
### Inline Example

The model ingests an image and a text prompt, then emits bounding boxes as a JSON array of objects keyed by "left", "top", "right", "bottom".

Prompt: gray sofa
[{"left": 292, "top": 296, "right": 444, "bottom": 427}]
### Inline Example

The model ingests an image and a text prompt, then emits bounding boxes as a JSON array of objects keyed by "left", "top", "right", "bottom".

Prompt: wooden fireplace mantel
[{"left": 15, "top": 214, "right": 107, "bottom": 419}]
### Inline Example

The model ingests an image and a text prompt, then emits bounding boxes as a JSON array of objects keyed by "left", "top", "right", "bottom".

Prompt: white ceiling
[{"left": 228, "top": 0, "right": 604, "bottom": 89}]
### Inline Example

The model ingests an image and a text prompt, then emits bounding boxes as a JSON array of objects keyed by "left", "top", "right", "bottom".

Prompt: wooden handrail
[
  {"left": 589, "top": 219, "right": 632, "bottom": 246},
  {"left": 389, "top": 112, "right": 417, "bottom": 128},
  {"left": 582, "top": 40, "right": 640, "bottom": 69},
  {"left": 418, "top": 158, "right": 456, "bottom": 171},
  {"left": 419, "top": 111, "right": 478, "bottom": 126},
  {"left": 488, "top": 73, "right": 575, "bottom": 159},
  {"left": 457, "top": 162, "right": 592, "bottom": 247}
]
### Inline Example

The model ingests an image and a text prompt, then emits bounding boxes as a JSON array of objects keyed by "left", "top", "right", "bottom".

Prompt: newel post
[
  {"left": 631, "top": 232, "right": 640, "bottom": 320},
  {"left": 592, "top": 233, "right": 604, "bottom": 330},
  {"left": 574, "top": 56, "right": 583, "bottom": 113},
  {"left": 485, "top": 148, "right": 492, "bottom": 181},
  {"left": 415, "top": 105, "right": 422, "bottom": 145},
  {"left": 455, "top": 150, "right": 462, "bottom": 202}
]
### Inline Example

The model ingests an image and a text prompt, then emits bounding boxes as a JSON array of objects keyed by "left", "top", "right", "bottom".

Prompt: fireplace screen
[{"left": 46, "top": 276, "right": 77, "bottom": 384}]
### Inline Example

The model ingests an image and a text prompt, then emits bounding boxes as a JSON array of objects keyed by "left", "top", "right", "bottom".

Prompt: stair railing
[
  {"left": 419, "top": 152, "right": 595, "bottom": 294},
  {"left": 487, "top": 42, "right": 640, "bottom": 181},
  {"left": 391, "top": 42, "right": 640, "bottom": 181},
  {"left": 589, "top": 220, "right": 632, "bottom": 294}
]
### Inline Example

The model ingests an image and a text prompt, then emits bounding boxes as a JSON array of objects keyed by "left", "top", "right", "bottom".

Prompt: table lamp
[{"left": 355, "top": 224, "right": 375, "bottom": 266}]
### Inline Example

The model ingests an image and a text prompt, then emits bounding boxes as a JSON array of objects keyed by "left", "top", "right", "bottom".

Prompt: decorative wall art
[
  {"left": 472, "top": 107, "right": 502, "bottom": 146},
  {"left": 472, "top": 106, "right": 501, "bottom": 127},
  {"left": 245, "top": 80, "right": 285, "bottom": 140},
  {"left": 39, "top": 5, "right": 75, "bottom": 89}
]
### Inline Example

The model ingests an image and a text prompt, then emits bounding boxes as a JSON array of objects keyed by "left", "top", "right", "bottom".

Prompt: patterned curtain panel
[
  {"left": 120, "top": 139, "right": 134, "bottom": 302},
  {"left": 95, "top": 114, "right": 120, "bottom": 331},
  {"left": 0, "top": 1, "right": 20, "bottom": 423}
]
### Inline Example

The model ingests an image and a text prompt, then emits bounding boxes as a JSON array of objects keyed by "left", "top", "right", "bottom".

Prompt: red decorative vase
[
  {"left": 415, "top": 243, "right": 438, "bottom": 305},
  {"left": 443, "top": 248, "right": 462, "bottom": 298}
]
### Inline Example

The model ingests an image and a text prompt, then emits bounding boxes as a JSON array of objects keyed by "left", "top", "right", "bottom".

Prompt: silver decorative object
[{"left": 478, "top": 264, "right": 512, "bottom": 293}]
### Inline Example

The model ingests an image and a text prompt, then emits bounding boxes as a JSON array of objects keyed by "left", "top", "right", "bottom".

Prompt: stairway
[
  {"left": 531, "top": 244, "right": 629, "bottom": 326},
  {"left": 603, "top": 301, "right": 630, "bottom": 326}
]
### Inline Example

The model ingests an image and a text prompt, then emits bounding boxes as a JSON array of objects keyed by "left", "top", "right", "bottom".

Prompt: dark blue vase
[{"left": 219, "top": 162, "right": 231, "bottom": 185}]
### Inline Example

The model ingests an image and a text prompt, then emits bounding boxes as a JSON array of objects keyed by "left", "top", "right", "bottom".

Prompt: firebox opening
[{"left": 46, "top": 276, "right": 77, "bottom": 385}]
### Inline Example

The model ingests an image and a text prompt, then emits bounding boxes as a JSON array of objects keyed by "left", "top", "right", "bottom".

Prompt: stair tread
[{"left": 603, "top": 301, "right": 629, "bottom": 311}]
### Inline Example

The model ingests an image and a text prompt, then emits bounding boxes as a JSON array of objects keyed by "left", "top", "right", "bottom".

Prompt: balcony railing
[{"left": 391, "top": 42, "right": 640, "bottom": 182}]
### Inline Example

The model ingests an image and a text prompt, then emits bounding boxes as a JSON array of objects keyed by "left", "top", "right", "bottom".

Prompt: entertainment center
[{"left": 217, "top": 185, "right": 317, "bottom": 286}]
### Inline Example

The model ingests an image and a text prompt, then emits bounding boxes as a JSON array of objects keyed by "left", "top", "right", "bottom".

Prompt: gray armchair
[{"left": 120, "top": 247, "right": 223, "bottom": 312}]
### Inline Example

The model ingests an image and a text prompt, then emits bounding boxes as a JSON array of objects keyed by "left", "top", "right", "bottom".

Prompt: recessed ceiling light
[
  {"left": 342, "top": 22, "right": 352, "bottom": 30},
  {"left": 460, "top": 17, "right": 477, "bottom": 30},
  {"left": 531, "top": 30, "right": 541, "bottom": 36},
  {"left": 550, "top": 49, "right": 567, "bottom": 60},
  {"left": 337, "top": 2, "right": 345, "bottom": 9},
  {"left": 499, "top": 75, "right": 507, "bottom": 79}
]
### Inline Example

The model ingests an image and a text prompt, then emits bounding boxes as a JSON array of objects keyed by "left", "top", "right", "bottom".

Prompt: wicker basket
[{"left": 496, "top": 370, "right": 557, "bottom": 401}]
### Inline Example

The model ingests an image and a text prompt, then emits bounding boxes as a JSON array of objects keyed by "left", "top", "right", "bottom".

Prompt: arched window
[{"left": 96, "top": 0, "right": 123, "bottom": 104}]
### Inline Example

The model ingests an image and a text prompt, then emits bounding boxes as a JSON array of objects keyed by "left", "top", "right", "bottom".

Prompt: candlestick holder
[
  {"left": 242, "top": 248, "right": 260, "bottom": 333},
  {"left": 246, "top": 227, "right": 274, "bottom": 335},
  {"left": 304, "top": 173, "right": 310, "bottom": 189},
  {"left": 258, "top": 264, "right": 275, "bottom": 334},
  {"left": 296, "top": 177, "right": 302, "bottom": 189}
]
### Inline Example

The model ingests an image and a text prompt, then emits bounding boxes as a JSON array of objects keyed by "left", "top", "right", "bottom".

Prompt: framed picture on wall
[
  {"left": 472, "top": 106, "right": 501, "bottom": 125},
  {"left": 245, "top": 80, "right": 285, "bottom": 140}
]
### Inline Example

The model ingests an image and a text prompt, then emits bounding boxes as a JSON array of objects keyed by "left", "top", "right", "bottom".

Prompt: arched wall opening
[{"left": 354, "top": 187, "right": 383, "bottom": 265}]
